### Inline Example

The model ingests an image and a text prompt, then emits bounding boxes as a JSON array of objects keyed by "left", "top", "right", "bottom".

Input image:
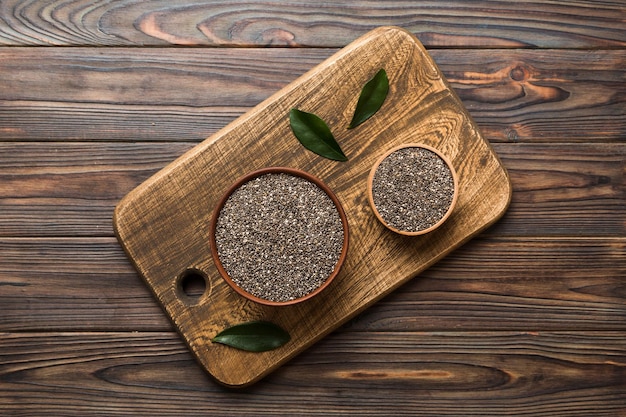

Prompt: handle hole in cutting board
[{"left": 177, "top": 268, "right": 209, "bottom": 305}]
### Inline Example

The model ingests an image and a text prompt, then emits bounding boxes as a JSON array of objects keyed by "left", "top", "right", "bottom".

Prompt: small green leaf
[
  {"left": 348, "top": 68, "right": 389, "bottom": 129},
  {"left": 289, "top": 108, "right": 347, "bottom": 161},
  {"left": 211, "top": 321, "right": 290, "bottom": 352}
]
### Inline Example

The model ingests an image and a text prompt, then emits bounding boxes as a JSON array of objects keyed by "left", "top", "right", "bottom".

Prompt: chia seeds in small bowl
[
  {"left": 209, "top": 167, "right": 349, "bottom": 306},
  {"left": 367, "top": 144, "right": 458, "bottom": 236}
]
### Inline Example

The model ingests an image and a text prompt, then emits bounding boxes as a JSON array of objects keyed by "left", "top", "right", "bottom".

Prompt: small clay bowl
[
  {"left": 367, "top": 143, "right": 459, "bottom": 236},
  {"left": 209, "top": 167, "right": 349, "bottom": 306}
]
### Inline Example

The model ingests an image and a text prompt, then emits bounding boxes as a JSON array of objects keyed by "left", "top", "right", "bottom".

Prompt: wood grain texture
[
  {"left": 0, "top": 48, "right": 623, "bottom": 143},
  {"left": 0, "top": 0, "right": 624, "bottom": 48},
  {"left": 0, "top": 0, "right": 624, "bottom": 410},
  {"left": 493, "top": 143, "right": 625, "bottom": 237},
  {"left": 0, "top": 143, "right": 622, "bottom": 238},
  {"left": 113, "top": 27, "right": 511, "bottom": 387},
  {"left": 0, "top": 237, "right": 624, "bottom": 332},
  {"left": 350, "top": 237, "right": 626, "bottom": 332},
  {"left": 1, "top": 331, "right": 624, "bottom": 416},
  {"left": 0, "top": 237, "right": 170, "bottom": 332},
  {"left": 0, "top": 142, "right": 195, "bottom": 237}
]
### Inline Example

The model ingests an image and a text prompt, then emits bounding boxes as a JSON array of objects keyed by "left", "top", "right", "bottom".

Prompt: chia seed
[
  {"left": 371, "top": 146, "right": 455, "bottom": 233},
  {"left": 214, "top": 172, "right": 344, "bottom": 302}
]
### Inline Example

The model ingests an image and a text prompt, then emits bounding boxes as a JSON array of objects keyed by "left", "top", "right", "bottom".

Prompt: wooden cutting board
[{"left": 113, "top": 26, "right": 512, "bottom": 388}]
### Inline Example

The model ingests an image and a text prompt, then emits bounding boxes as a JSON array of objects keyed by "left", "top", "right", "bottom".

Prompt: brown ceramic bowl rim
[
  {"left": 367, "top": 143, "right": 459, "bottom": 236},
  {"left": 209, "top": 167, "right": 349, "bottom": 306}
]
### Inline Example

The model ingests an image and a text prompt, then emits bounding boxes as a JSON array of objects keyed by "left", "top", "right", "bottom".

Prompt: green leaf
[
  {"left": 211, "top": 321, "right": 290, "bottom": 352},
  {"left": 289, "top": 108, "right": 347, "bottom": 161},
  {"left": 348, "top": 68, "right": 389, "bottom": 129}
]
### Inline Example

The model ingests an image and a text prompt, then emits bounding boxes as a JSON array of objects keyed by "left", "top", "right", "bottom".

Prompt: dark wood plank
[
  {"left": 435, "top": 49, "right": 626, "bottom": 143},
  {"left": 0, "top": 142, "right": 194, "bottom": 237},
  {"left": 1, "top": 143, "right": 622, "bottom": 238},
  {"left": 491, "top": 143, "right": 625, "bottom": 237},
  {"left": 0, "top": 48, "right": 317, "bottom": 109},
  {"left": 1, "top": 331, "right": 624, "bottom": 415},
  {"left": 1, "top": 237, "right": 623, "bottom": 332},
  {"left": 0, "top": 48, "right": 623, "bottom": 143},
  {"left": 0, "top": 1, "right": 624, "bottom": 48},
  {"left": 0, "top": 102, "right": 246, "bottom": 143},
  {"left": 349, "top": 237, "right": 626, "bottom": 332},
  {"left": 0, "top": 238, "right": 170, "bottom": 331}
]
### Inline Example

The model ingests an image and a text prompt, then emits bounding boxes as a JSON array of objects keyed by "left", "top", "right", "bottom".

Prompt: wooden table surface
[{"left": 1, "top": 1, "right": 624, "bottom": 416}]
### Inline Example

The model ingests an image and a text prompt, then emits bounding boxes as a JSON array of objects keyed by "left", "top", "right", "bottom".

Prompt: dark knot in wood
[{"left": 510, "top": 65, "right": 529, "bottom": 82}]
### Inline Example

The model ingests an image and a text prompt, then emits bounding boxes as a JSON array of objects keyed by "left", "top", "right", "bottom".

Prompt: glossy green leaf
[
  {"left": 348, "top": 68, "right": 389, "bottom": 129},
  {"left": 211, "top": 321, "right": 290, "bottom": 352},
  {"left": 289, "top": 108, "right": 347, "bottom": 161}
]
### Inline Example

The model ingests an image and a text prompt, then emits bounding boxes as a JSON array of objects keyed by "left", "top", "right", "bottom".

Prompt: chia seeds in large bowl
[
  {"left": 209, "top": 167, "right": 349, "bottom": 306},
  {"left": 367, "top": 144, "right": 458, "bottom": 236}
]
